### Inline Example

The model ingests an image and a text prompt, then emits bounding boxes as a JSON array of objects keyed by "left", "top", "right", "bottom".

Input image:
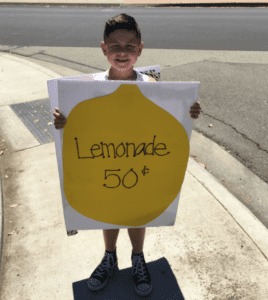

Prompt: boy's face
[{"left": 101, "top": 29, "right": 144, "bottom": 72}]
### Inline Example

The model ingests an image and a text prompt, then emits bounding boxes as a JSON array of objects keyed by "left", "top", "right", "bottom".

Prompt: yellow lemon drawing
[{"left": 63, "top": 84, "right": 189, "bottom": 227}]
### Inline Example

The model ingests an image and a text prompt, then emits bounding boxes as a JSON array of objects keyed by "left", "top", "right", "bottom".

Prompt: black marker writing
[{"left": 74, "top": 135, "right": 170, "bottom": 159}]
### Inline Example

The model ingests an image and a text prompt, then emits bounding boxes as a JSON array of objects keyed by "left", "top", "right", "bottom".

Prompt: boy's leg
[
  {"left": 103, "top": 229, "right": 120, "bottom": 252},
  {"left": 128, "top": 228, "right": 146, "bottom": 255}
]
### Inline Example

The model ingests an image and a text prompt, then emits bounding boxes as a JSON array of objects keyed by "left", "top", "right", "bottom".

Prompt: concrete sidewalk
[{"left": 1, "top": 49, "right": 268, "bottom": 299}]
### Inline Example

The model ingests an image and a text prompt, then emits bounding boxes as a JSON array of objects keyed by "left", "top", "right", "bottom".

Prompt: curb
[
  {"left": 0, "top": 52, "right": 66, "bottom": 80},
  {"left": 187, "top": 154, "right": 268, "bottom": 260}
]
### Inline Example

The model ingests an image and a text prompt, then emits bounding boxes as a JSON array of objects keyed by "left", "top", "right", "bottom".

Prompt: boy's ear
[
  {"left": 100, "top": 41, "right": 108, "bottom": 55},
  {"left": 137, "top": 42, "right": 144, "bottom": 56}
]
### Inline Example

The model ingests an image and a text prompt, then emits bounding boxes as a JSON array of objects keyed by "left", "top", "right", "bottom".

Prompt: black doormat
[{"left": 73, "top": 257, "right": 185, "bottom": 300}]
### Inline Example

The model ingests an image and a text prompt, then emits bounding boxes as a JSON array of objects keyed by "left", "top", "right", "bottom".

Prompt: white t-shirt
[{"left": 92, "top": 69, "right": 151, "bottom": 82}]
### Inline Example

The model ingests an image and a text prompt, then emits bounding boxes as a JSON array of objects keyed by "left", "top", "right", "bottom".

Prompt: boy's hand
[
  {"left": 189, "top": 101, "right": 201, "bottom": 119},
  {"left": 53, "top": 108, "right": 67, "bottom": 130}
]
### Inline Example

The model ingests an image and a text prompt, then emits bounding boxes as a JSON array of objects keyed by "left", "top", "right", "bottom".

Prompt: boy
[{"left": 53, "top": 13, "right": 201, "bottom": 297}]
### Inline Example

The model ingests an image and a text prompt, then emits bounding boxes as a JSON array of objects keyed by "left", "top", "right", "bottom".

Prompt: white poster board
[{"left": 47, "top": 66, "right": 200, "bottom": 232}]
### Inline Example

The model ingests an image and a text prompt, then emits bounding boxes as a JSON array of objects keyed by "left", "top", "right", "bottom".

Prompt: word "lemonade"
[{"left": 74, "top": 135, "right": 170, "bottom": 159}]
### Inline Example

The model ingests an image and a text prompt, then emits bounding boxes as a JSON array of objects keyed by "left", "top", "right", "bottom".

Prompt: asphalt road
[
  {"left": 1, "top": 6, "right": 268, "bottom": 50},
  {"left": 1, "top": 6, "right": 268, "bottom": 226}
]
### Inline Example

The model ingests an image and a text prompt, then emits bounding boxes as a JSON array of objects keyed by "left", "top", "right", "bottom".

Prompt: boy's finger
[
  {"left": 54, "top": 113, "right": 65, "bottom": 119},
  {"left": 54, "top": 121, "right": 66, "bottom": 125}
]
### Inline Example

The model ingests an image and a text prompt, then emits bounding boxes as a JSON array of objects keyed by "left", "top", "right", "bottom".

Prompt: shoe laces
[
  {"left": 94, "top": 253, "right": 116, "bottom": 278},
  {"left": 132, "top": 257, "right": 148, "bottom": 283}
]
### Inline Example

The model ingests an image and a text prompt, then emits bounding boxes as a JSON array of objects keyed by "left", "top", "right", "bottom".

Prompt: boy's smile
[{"left": 101, "top": 29, "right": 144, "bottom": 80}]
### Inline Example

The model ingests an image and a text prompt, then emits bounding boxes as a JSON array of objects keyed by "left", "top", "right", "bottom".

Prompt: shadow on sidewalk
[{"left": 73, "top": 257, "right": 185, "bottom": 299}]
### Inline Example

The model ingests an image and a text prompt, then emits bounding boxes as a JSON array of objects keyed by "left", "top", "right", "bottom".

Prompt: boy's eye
[
  {"left": 113, "top": 45, "right": 133, "bottom": 47},
  {"left": 109, "top": 45, "right": 136, "bottom": 52},
  {"left": 111, "top": 45, "right": 134, "bottom": 47}
]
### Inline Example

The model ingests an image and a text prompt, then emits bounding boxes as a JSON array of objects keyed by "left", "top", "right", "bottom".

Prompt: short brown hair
[{"left": 103, "top": 13, "right": 141, "bottom": 45}]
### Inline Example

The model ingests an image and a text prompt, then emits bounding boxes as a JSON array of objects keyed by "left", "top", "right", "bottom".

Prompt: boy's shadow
[{"left": 73, "top": 257, "right": 185, "bottom": 299}]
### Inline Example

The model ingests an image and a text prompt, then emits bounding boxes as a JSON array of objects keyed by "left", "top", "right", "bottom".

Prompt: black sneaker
[
  {"left": 87, "top": 248, "right": 119, "bottom": 292},
  {"left": 131, "top": 251, "right": 153, "bottom": 297}
]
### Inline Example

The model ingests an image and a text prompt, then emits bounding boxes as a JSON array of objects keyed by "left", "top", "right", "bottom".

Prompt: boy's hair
[{"left": 104, "top": 13, "right": 141, "bottom": 45}]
